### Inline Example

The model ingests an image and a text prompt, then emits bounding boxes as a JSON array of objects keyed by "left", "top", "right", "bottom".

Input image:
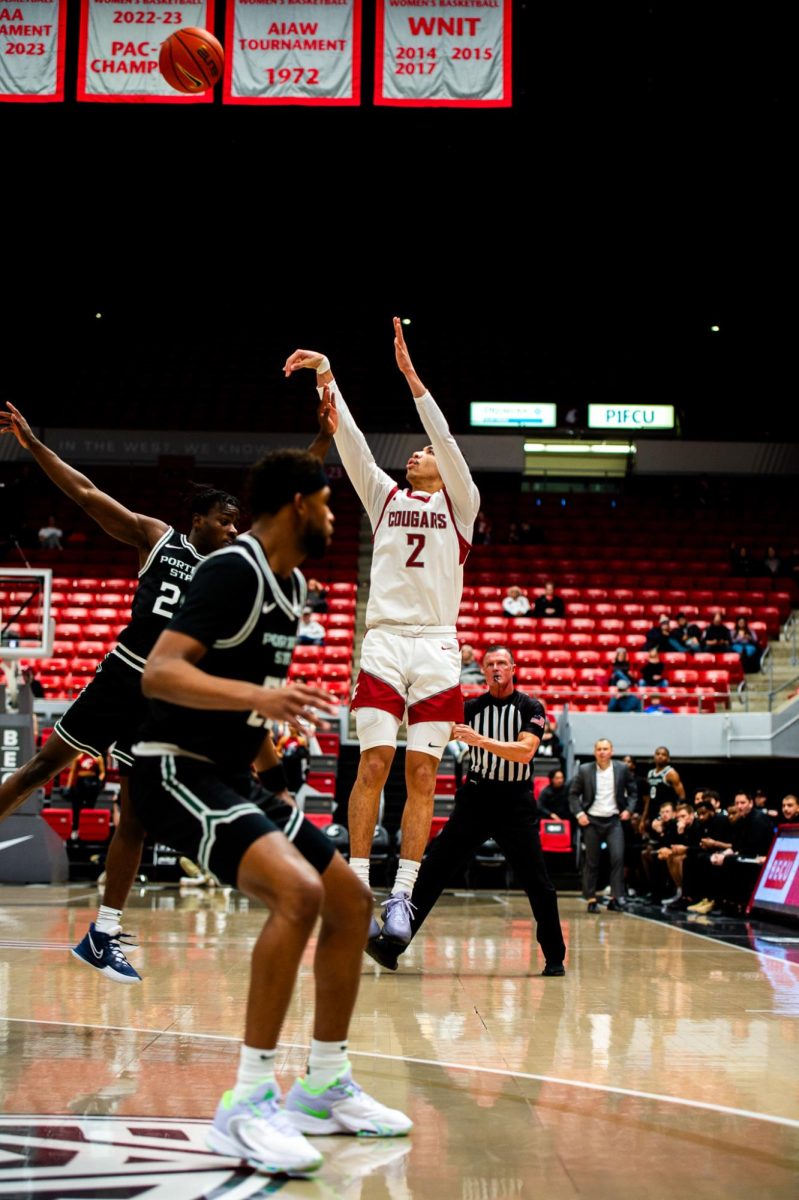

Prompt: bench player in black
[{"left": 131, "top": 447, "right": 412, "bottom": 1176}]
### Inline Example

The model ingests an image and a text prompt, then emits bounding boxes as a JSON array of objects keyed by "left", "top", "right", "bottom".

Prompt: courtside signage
[
  {"left": 588, "top": 405, "right": 675, "bottom": 430},
  {"left": 470, "top": 402, "right": 557, "bottom": 429},
  {"left": 748, "top": 827, "right": 799, "bottom": 918}
]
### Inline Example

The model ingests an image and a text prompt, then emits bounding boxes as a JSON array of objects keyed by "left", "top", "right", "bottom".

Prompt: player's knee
[
  {"left": 356, "top": 749, "right": 392, "bottom": 793},
  {"left": 406, "top": 756, "right": 438, "bottom": 796},
  {"left": 275, "top": 865, "right": 324, "bottom": 928}
]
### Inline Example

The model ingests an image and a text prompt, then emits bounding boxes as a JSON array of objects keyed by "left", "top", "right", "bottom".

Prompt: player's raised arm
[
  {"left": 306, "top": 385, "right": 338, "bottom": 463},
  {"left": 0, "top": 402, "right": 166, "bottom": 554},
  {"left": 283, "top": 349, "right": 395, "bottom": 527},
  {"left": 393, "top": 319, "right": 480, "bottom": 528}
]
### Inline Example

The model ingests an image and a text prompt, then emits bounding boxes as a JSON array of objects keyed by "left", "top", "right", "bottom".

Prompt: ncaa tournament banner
[
  {"left": 224, "top": 0, "right": 361, "bottom": 106},
  {"left": 0, "top": 2, "right": 67, "bottom": 102},
  {"left": 375, "top": 0, "right": 511, "bottom": 108},
  {"left": 77, "top": 0, "right": 217, "bottom": 103}
]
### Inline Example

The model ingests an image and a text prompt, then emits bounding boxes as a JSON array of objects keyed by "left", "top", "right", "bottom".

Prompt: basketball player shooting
[{"left": 283, "top": 318, "right": 480, "bottom": 947}]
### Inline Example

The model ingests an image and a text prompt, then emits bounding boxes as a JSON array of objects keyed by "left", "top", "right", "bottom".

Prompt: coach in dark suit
[{"left": 569, "top": 738, "right": 638, "bottom": 912}]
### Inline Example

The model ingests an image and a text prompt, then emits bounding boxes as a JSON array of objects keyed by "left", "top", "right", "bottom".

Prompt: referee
[{"left": 366, "top": 644, "right": 566, "bottom": 975}]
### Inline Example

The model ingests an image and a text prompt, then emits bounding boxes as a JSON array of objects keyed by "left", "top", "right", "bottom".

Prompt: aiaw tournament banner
[
  {"left": 375, "top": 0, "right": 511, "bottom": 108},
  {"left": 0, "top": 2, "right": 67, "bottom": 102},
  {"left": 224, "top": 0, "right": 360, "bottom": 106},
  {"left": 77, "top": 0, "right": 217, "bottom": 103}
]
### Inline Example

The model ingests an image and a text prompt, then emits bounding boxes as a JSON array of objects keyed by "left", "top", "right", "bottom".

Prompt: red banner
[
  {"left": 77, "top": 0, "right": 217, "bottom": 104},
  {"left": 224, "top": 0, "right": 361, "bottom": 106},
  {"left": 375, "top": 0, "right": 511, "bottom": 108},
  {"left": 0, "top": 2, "right": 67, "bottom": 102}
]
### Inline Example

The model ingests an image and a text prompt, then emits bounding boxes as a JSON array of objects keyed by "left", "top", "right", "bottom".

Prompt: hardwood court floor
[{"left": 0, "top": 884, "right": 797, "bottom": 1198}]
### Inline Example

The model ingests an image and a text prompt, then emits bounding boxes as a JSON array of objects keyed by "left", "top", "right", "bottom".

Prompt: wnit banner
[{"left": 375, "top": 0, "right": 511, "bottom": 107}]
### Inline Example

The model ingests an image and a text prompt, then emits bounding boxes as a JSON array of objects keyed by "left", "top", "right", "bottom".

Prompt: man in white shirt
[
  {"left": 283, "top": 319, "right": 480, "bottom": 947},
  {"left": 297, "top": 607, "right": 326, "bottom": 645},
  {"left": 502, "top": 586, "right": 530, "bottom": 617},
  {"left": 568, "top": 738, "right": 638, "bottom": 912}
]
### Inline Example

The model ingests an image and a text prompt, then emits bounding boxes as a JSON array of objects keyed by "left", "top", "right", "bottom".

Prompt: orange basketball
[{"left": 159, "top": 27, "right": 224, "bottom": 94}]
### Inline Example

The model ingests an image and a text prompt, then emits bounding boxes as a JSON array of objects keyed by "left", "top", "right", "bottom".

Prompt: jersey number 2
[
  {"left": 405, "top": 533, "right": 425, "bottom": 568},
  {"left": 153, "top": 581, "right": 182, "bottom": 618}
]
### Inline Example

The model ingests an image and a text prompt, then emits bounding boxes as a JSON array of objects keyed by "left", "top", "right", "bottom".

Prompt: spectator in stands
[
  {"left": 275, "top": 727, "right": 310, "bottom": 795},
  {"left": 731, "top": 616, "right": 761, "bottom": 673},
  {"left": 507, "top": 522, "right": 521, "bottom": 545},
  {"left": 607, "top": 678, "right": 642, "bottom": 712},
  {"left": 641, "top": 647, "right": 667, "bottom": 689},
  {"left": 643, "top": 696, "right": 674, "bottom": 714},
  {"left": 297, "top": 606, "right": 326, "bottom": 645},
  {"left": 502, "top": 585, "right": 530, "bottom": 618},
  {"left": 532, "top": 581, "right": 564, "bottom": 618},
  {"left": 305, "top": 578, "right": 328, "bottom": 613},
  {"left": 537, "top": 718, "right": 563, "bottom": 759},
  {"left": 673, "top": 612, "right": 701, "bottom": 653},
  {"left": 608, "top": 647, "right": 636, "bottom": 689},
  {"left": 65, "top": 752, "right": 106, "bottom": 831},
  {"left": 537, "top": 767, "right": 570, "bottom": 821},
  {"left": 753, "top": 788, "right": 779, "bottom": 820},
  {"left": 459, "top": 643, "right": 484, "bottom": 683},
  {"left": 781, "top": 794, "right": 799, "bottom": 823},
  {"left": 473, "top": 511, "right": 492, "bottom": 545},
  {"left": 38, "top": 516, "right": 63, "bottom": 550},
  {"left": 701, "top": 611, "right": 732, "bottom": 652},
  {"left": 729, "top": 543, "right": 752, "bottom": 577},
  {"left": 761, "top": 545, "right": 782, "bottom": 577},
  {"left": 643, "top": 613, "right": 671, "bottom": 651},
  {"left": 20, "top": 665, "right": 44, "bottom": 698},
  {"left": 569, "top": 738, "right": 637, "bottom": 911}
]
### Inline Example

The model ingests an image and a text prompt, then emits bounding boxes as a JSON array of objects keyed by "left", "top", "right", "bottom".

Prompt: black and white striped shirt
[{"left": 465, "top": 690, "right": 546, "bottom": 784}]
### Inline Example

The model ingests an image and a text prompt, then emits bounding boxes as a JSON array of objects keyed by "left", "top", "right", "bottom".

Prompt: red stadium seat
[
  {"left": 41, "top": 808, "right": 72, "bottom": 841},
  {"left": 514, "top": 649, "right": 544, "bottom": 666},
  {"left": 305, "top": 772, "right": 337, "bottom": 795},
  {"left": 539, "top": 820, "right": 572, "bottom": 853},
  {"left": 304, "top": 812, "right": 333, "bottom": 829},
  {"left": 547, "top": 666, "right": 576, "bottom": 686},
  {"left": 77, "top": 809, "right": 111, "bottom": 842}
]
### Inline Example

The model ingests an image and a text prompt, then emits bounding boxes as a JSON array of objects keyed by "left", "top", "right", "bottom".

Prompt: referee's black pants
[{"left": 409, "top": 778, "right": 566, "bottom": 965}]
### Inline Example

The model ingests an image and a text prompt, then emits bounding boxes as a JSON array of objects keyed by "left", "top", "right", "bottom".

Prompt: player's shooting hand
[
  {"left": 393, "top": 317, "right": 415, "bottom": 376},
  {"left": 317, "top": 386, "right": 338, "bottom": 436},
  {"left": 254, "top": 683, "right": 339, "bottom": 723},
  {"left": 283, "top": 349, "right": 327, "bottom": 377},
  {"left": 0, "top": 402, "right": 34, "bottom": 449}
]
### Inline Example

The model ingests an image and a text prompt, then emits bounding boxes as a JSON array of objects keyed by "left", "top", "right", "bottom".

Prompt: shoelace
[
  {"left": 248, "top": 1094, "right": 302, "bottom": 1136},
  {"left": 106, "top": 936, "right": 134, "bottom": 965},
  {"left": 384, "top": 894, "right": 417, "bottom": 918}
]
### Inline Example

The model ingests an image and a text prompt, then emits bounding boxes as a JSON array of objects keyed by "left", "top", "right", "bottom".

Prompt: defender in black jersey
[
  {"left": 0, "top": 400, "right": 240, "bottom": 982},
  {"left": 131, "top": 447, "right": 412, "bottom": 1173},
  {"left": 367, "top": 645, "right": 567, "bottom": 975}
]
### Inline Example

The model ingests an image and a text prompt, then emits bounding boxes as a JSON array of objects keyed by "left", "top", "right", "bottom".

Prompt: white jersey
[{"left": 327, "top": 381, "right": 480, "bottom": 631}]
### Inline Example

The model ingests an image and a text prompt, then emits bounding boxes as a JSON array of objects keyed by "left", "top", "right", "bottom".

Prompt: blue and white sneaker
[
  {"left": 381, "top": 892, "right": 416, "bottom": 946},
  {"left": 207, "top": 1082, "right": 322, "bottom": 1176},
  {"left": 71, "top": 923, "right": 141, "bottom": 984},
  {"left": 284, "top": 1071, "right": 412, "bottom": 1137}
]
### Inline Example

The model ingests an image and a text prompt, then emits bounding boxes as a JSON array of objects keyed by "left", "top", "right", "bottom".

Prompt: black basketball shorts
[
  {"left": 130, "top": 753, "right": 336, "bottom": 885},
  {"left": 54, "top": 651, "right": 146, "bottom": 772}
]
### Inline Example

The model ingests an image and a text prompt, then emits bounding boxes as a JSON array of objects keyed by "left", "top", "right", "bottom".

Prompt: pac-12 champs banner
[
  {"left": 224, "top": 0, "right": 361, "bottom": 106},
  {"left": 0, "top": 2, "right": 67, "bottom": 102},
  {"left": 77, "top": 0, "right": 217, "bottom": 103},
  {"left": 375, "top": 0, "right": 511, "bottom": 108}
]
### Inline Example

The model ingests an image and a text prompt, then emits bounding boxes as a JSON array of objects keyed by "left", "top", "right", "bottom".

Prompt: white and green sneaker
[
  {"left": 207, "top": 1082, "right": 323, "bottom": 1176},
  {"left": 284, "top": 1072, "right": 412, "bottom": 1137}
]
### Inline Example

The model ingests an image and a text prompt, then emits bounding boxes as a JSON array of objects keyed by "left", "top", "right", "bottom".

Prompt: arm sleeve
[
  {"left": 414, "top": 391, "right": 481, "bottom": 532},
  {"left": 568, "top": 769, "right": 585, "bottom": 815},
  {"left": 168, "top": 553, "right": 260, "bottom": 650},
  {"left": 519, "top": 694, "right": 547, "bottom": 736},
  {"left": 326, "top": 382, "right": 396, "bottom": 529}
]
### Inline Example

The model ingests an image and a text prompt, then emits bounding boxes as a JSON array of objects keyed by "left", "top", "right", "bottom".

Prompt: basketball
[{"left": 158, "top": 27, "right": 224, "bottom": 94}]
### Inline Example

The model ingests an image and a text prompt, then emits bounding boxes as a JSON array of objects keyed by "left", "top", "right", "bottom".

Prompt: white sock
[
  {"left": 392, "top": 859, "right": 420, "bottom": 896},
  {"left": 231, "top": 1045, "right": 277, "bottom": 1103},
  {"left": 304, "top": 1039, "right": 350, "bottom": 1092},
  {"left": 349, "top": 857, "right": 371, "bottom": 887},
  {"left": 95, "top": 905, "right": 123, "bottom": 935}
]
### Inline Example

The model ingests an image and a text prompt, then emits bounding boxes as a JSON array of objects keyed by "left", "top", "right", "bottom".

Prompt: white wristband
[{"left": 316, "top": 356, "right": 331, "bottom": 375}]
